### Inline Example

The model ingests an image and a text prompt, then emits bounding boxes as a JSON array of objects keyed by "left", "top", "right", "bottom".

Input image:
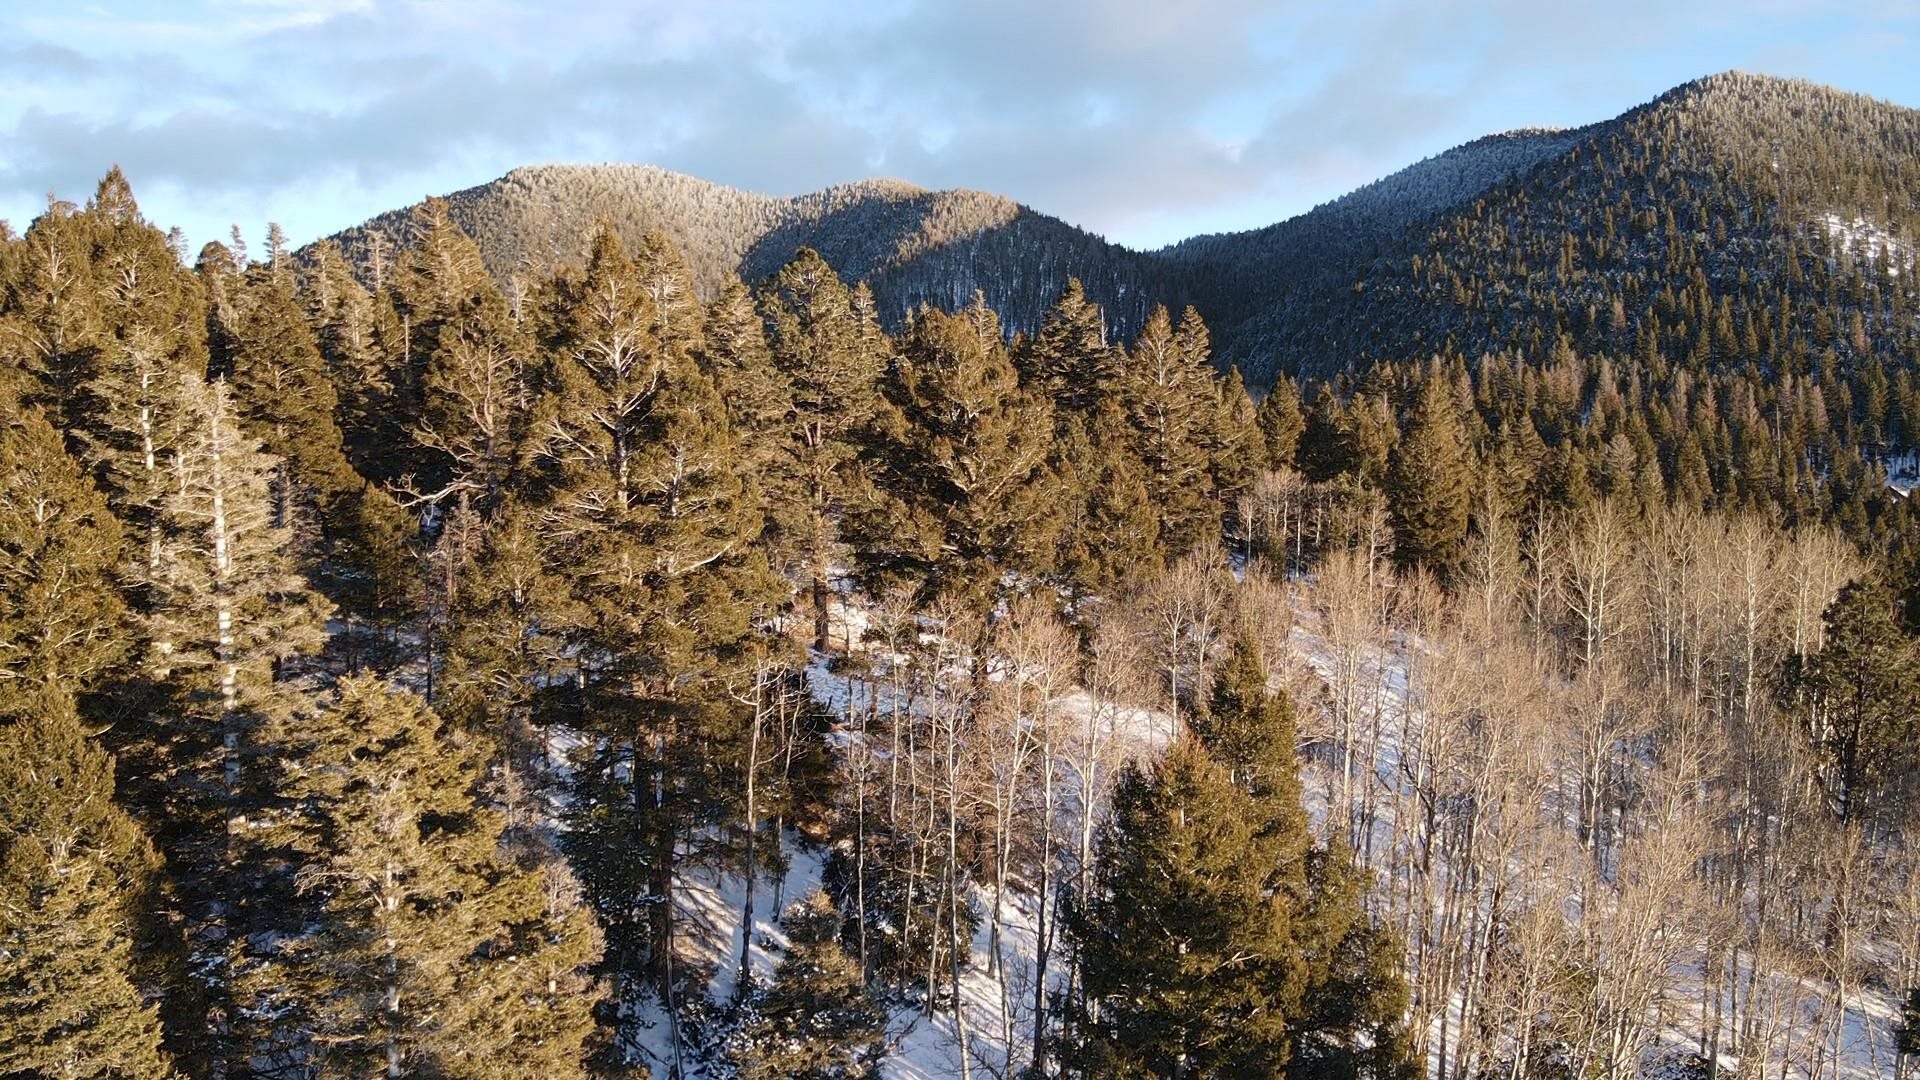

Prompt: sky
[{"left": 2, "top": 0, "right": 1917, "bottom": 254}]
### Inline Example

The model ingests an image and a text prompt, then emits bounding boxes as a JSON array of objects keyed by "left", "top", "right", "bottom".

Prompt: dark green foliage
[
  {"left": 0, "top": 689, "right": 171, "bottom": 1079},
  {"left": 762, "top": 247, "right": 890, "bottom": 649},
  {"left": 1019, "top": 277, "right": 1118, "bottom": 415},
  {"left": 1387, "top": 375, "right": 1472, "bottom": 579},
  {"left": 1052, "top": 403, "right": 1163, "bottom": 603},
  {"left": 1067, "top": 736, "right": 1304, "bottom": 1077},
  {"left": 1121, "top": 306, "right": 1228, "bottom": 553},
  {"left": 725, "top": 891, "right": 884, "bottom": 1080},
  {"left": 534, "top": 228, "right": 783, "bottom": 1049},
  {"left": 862, "top": 297, "right": 1062, "bottom": 611},
  {"left": 1069, "top": 640, "right": 1415, "bottom": 1079},
  {"left": 1794, "top": 578, "right": 1920, "bottom": 823},
  {"left": 0, "top": 407, "right": 130, "bottom": 710},
  {"left": 1257, "top": 376, "right": 1306, "bottom": 471},
  {"left": 392, "top": 198, "right": 536, "bottom": 508},
  {"left": 267, "top": 677, "right": 603, "bottom": 1078}
]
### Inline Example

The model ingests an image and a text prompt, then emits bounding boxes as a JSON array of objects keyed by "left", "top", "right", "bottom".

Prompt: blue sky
[{"left": 3, "top": 0, "right": 1916, "bottom": 253}]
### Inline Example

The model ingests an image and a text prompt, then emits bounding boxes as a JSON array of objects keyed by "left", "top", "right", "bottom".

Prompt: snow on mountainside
[
  {"left": 1819, "top": 211, "right": 1916, "bottom": 278},
  {"left": 1161, "top": 125, "right": 1592, "bottom": 266}
]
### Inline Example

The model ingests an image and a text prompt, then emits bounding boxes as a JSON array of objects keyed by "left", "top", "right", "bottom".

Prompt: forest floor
[{"left": 606, "top": 591, "right": 1901, "bottom": 1079}]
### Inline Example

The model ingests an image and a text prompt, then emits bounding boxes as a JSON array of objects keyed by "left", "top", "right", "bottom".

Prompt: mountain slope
[
  {"left": 1214, "top": 72, "right": 1920, "bottom": 380},
  {"left": 312, "top": 72, "right": 1920, "bottom": 384},
  {"left": 1163, "top": 125, "right": 1597, "bottom": 334},
  {"left": 319, "top": 164, "right": 1171, "bottom": 336}
]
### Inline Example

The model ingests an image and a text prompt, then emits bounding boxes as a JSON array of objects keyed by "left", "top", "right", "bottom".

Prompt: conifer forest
[{"left": 13, "top": 64, "right": 1920, "bottom": 1080}]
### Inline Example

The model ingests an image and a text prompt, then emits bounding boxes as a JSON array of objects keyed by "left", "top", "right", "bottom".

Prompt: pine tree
[
  {"left": 1207, "top": 366, "right": 1265, "bottom": 520},
  {"left": 1052, "top": 402, "right": 1162, "bottom": 605},
  {"left": 1191, "top": 634, "right": 1309, "bottom": 846},
  {"left": 1192, "top": 637, "right": 1415, "bottom": 1080},
  {"left": 0, "top": 689, "right": 173, "bottom": 1079},
  {"left": 1299, "top": 384, "right": 1350, "bottom": 484},
  {"left": 862, "top": 297, "right": 1061, "bottom": 613},
  {"left": 1019, "top": 278, "right": 1116, "bottom": 416},
  {"left": 269, "top": 676, "right": 603, "bottom": 1078},
  {"left": 1387, "top": 375, "right": 1472, "bottom": 579},
  {"left": 1067, "top": 736, "right": 1303, "bottom": 1077},
  {"left": 222, "top": 265, "right": 360, "bottom": 507},
  {"left": 0, "top": 197, "right": 108, "bottom": 421},
  {"left": 725, "top": 890, "right": 884, "bottom": 1080},
  {"left": 761, "top": 248, "right": 888, "bottom": 649},
  {"left": 393, "top": 199, "right": 533, "bottom": 509},
  {"left": 1071, "top": 640, "right": 1416, "bottom": 1079},
  {"left": 537, "top": 228, "right": 781, "bottom": 1033},
  {"left": 0, "top": 407, "right": 131, "bottom": 711},
  {"left": 300, "top": 240, "right": 407, "bottom": 484},
  {"left": 1797, "top": 578, "right": 1920, "bottom": 824},
  {"left": 699, "top": 273, "right": 797, "bottom": 568},
  {"left": 1257, "top": 377, "right": 1307, "bottom": 471},
  {"left": 1121, "top": 306, "right": 1224, "bottom": 554},
  {"left": 129, "top": 374, "right": 331, "bottom": 1072}
]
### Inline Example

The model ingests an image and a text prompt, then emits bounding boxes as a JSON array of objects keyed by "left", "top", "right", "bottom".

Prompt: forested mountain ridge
[
  {"left": 318, "top": 162, "right": 1173, "bottom": 338},
  {"left": 313, "top": 72, "right": 1920, "bottom": 388},
  {"left": 1214, "top": 71, "right": 1920, "bottom": 379},
  {"left": 1162, "top": 125, "right": 1597, "bottom": 341}
]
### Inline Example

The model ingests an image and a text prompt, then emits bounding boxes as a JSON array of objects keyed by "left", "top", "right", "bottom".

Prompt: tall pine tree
[
  {"left": 269, "top": 676, "right": 602, "bottom": 1078},
  {"left": 1387, "top": 374, "right": 1471, "bottom": 579}
]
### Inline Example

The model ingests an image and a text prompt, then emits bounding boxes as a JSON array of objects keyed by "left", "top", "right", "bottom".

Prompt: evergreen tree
[
  {"left": 862, "top": 297, "right": 1061, "bottom": 613},
  {"left": 55, "top": 173, "right": 209, "bottom": 436},
  {"left": 1067, "top": 736, "right": 1303, "bottom": 1077},
  {"left": 1206, "top": 366, "right": 1264, "bottom": 521},
  {"left": 1387, "top": 375, "right": 1472, "bottom": 579},
  {"left": 1257, "top": 377, "right": 1306, "bottom": 472},
  {"left": 392, "top": 199, "right": 533, "bottom": 509},
  {"left": 725, "top": 890, "right": 884, "bottom": 1080},
  {"left": 1019, "top": 277, "right": 1116, "bottom": 416},
  {"left": 537, "top": 228, "right": 781, "bottom": 1031},
  {"left": 1191, "top": 634, "right": 1309, "bottom": 845},
  {"left": 1052, "top": 402, "right": 1162, "bottom": 605},
  {"left": 1797, "top": 578, "right": 1920, "bottom": 823},
  {"left": 0, "top": 196, "right": 108, "bottom": 420},
  {"left": 128, "top": 374, "right": 331, "bottom": 1072},
  {"left": 1121, "top": 305, "right": 1225, "bottom": 554},
  {"left": 270, "top": 676, "right": 602, "bottom": 1078},
  {"left": 1071, "top": 640, "right": 1416, "bottom": 1079},
  {"left": 1299, "top": 384, "right": 1350, "bottom": 484},
  {"left": 699, "top": 274, "right": 793, "bottom": 503},
  {"left": 0, "top": 407, "right": 130, "bottom": 711},
  {"left": 0, "top": 689, "right": 173, "bottom": 1079},
  {"left": 299, "top": 240, "right": 408, "bottom": 484},
  {"left": 761, "top": 248, "right": 888, "bottom": 649}
]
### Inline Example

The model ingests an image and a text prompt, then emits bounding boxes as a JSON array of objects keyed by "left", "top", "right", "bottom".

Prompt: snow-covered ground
[
  {"left": 585, "top": 585, "right": 1902, "bottom": 1078},
  {"left": 1820, "top": 211, "right": 1915, "bottom": 278}
]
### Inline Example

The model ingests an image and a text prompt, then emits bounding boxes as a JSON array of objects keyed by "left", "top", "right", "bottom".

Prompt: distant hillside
[
  {"left": 318, "top": 164, "right": 1171, "bottom": 337},
  {"left": 1162, "top": 126, "right": 1596, "bottom": 346},
  {"left": 313, "top": 72, "right": 1920, "bottom": 384},
  {"left": 1211, "top": 72, "right": 1920, "bottom": 380}
]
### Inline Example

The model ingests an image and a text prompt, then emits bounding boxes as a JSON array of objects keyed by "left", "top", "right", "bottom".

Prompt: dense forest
[{"left": 9, "top": 71, "right": 1920, "bottom": 1080}]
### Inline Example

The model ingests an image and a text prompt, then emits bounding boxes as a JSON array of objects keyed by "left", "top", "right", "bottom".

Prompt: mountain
[
  {"left": 1161, "top": 126, "right": 1597, "bottom": 360},
  {"left": 1208, "top": 72, "right": 1920, "bottom": 381},
  {"left": 312, "top": 72, "right": 1920, "bottom": 385},
  {"left": 319, "top": 163, "right": 1172, "bottom": 338}
]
